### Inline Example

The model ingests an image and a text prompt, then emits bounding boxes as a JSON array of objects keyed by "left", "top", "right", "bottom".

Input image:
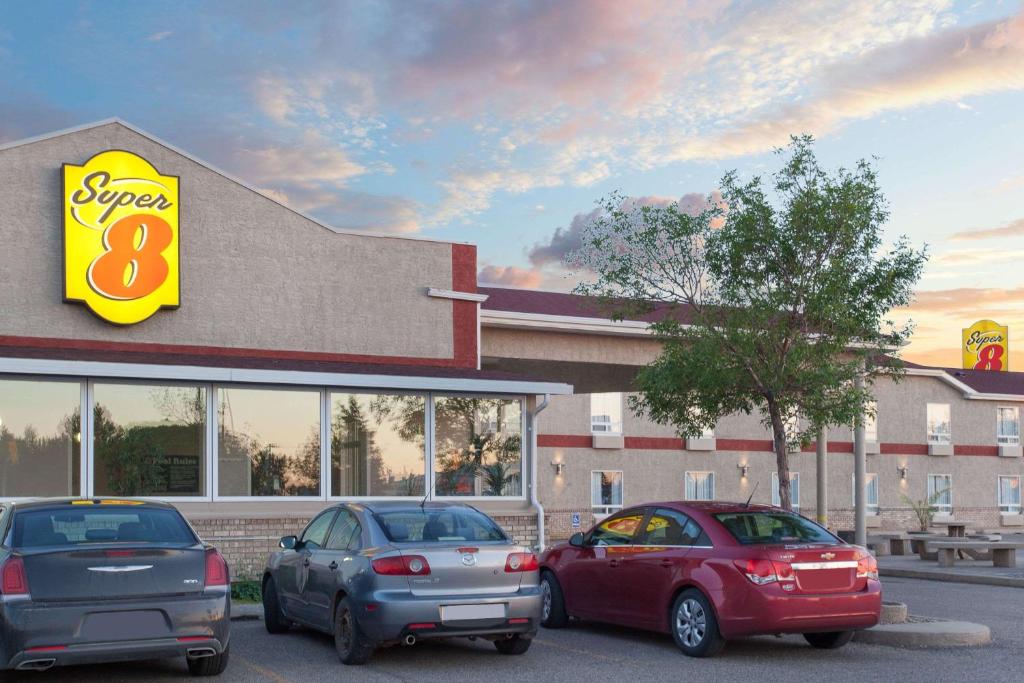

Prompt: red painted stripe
[
  {"left": 537, "top": 434, "right": 1001, "bottom": 457},
  {"left": 624, "top": 436, "right": 684, "bottom": 450},
  {"left": 451, "top": 243, "right": 478, "bottom": 368},
  {"left": 538, "top": 434, "right": 592, "bottom": 448}
]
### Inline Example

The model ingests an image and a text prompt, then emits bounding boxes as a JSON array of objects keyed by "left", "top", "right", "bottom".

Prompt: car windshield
[
  {"left": 713, "top": 511, "right": 838, "bottom": 545},
  {"left": 374, "top": 507, "right": 507, "bottom": 543},
  {"left": 11, "top": 506, "right": 197, "bottom": 548}
]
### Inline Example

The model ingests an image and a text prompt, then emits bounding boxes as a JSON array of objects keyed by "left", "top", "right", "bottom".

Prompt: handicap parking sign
[{"left": 571, "top": 512, "right": 581, "bottom": 529}]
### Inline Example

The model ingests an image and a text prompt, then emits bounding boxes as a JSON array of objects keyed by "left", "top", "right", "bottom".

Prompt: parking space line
[{"left": 236, "top": 655, "right": 294, "bottom": 683}]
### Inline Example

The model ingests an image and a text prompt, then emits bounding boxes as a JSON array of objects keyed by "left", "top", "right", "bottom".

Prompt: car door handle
[
  {"left": 660, "top": 559, "right": 674, "bottom": 568},
  {"left": 302, "top": 558, "right": 310, "bottom": 567},
  {"left": 608, "top": 559, "right": 621, "bottom": 568},
  {"left": 328, "top": 561, "right": 339, "bottom": 571}
]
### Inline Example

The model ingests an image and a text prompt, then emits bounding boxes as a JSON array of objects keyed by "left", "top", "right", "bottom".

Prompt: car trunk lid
[
  {"left": 21, "top": 546, "right": 207, "bottom": 601},
  {"left": 763, "top": 544, "right": 865, "bottom": 594},
  {"left": 400, "top": 544, "right": 525, "bottom": 597}
]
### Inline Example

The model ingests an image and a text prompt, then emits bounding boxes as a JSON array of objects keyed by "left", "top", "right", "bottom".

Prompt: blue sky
[{"left": 2, "top": 1, "right": 1023, "bottom": 366}]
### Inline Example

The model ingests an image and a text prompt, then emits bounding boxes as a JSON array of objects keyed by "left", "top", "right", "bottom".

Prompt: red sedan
[{"left": 539, "top": 502, "right": 880, "bottom": 657}]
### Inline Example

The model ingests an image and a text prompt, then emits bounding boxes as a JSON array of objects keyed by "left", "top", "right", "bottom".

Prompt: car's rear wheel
[
  {"left": 334, "top": 597, "right": 374, "bottom": 665},
  {"left": 670, "top": 589, "right": 725, "bottom": 658},
  {"left": 540, "top": 570, "right": 569, "bottom": 629},
  {"left": 803, "top": 631, "right": 854, "bottom": 649},
  {"left": 494, "top": 635, "right": 532, "bottom": 655},
  {"left": 262, "top": 577, "right": 290, "bottom": 634},
  {"left": 187, "top": 644, "right": 229, "bottom": 676}
]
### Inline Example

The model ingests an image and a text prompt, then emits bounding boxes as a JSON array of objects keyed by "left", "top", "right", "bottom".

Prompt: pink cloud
[{"left": 478, "top": 265, "right": 543, "bottom": 289}]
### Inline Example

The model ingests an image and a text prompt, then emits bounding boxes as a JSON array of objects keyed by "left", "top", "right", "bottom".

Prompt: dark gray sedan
[
  {"left": 0, "top": 499, "right": 230, "bottom": 675},
  {"left": 262, "top": 501, "right": 541, "bottom": 664}
]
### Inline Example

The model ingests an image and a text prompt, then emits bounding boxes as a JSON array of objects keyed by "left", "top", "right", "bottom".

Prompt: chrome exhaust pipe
[
  {"left": 187, "top": 647, "right": 217, "bottom": 659},
  {"left": 17, "top": 658, "right": 57, "bottom": 671},
  {"left": 403, "top": 634, "right": 417, "bottom": 646}
]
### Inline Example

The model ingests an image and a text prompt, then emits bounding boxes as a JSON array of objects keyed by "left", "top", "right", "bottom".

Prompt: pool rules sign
[{"left": 63, "top": 150, "right": 180, "bottom": 325}]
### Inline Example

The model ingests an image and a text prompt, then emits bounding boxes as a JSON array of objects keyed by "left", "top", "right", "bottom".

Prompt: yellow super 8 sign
[
  {"left": 962, "top": 319, "right": 1008, "bottom": 371},
  {"left": 63, "top": 150, "right": 179, "bottom": 325}
]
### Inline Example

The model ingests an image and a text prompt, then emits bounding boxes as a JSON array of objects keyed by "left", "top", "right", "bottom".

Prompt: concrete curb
[
  {"left": 881, "top": 567, "right": 1024, "bottom": 589},
  {"left": 854, "top": 620, "right": 991, "bottom": 648},
  {"left": 232, "top": 604, "right": 263, "bottom": 620}
]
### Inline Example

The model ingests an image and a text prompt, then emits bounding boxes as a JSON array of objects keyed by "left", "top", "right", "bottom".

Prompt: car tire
[
  {"left": 803, "top": 631, "right": 854, "bottom": 649},
  {"left": 540, "top": 570, "right": 570, "bottom": 629},
  {"left": 494, "top": 635, "right": 532, "bottom": 655},
  {"left": 262, "top": 577, "right": 290, "bottom": 634},
  {"left": 187, "top": 644, "right": 230, "bottom": 677},
  {"left": 334, "top": 597, "right": 375, "bottom": 665},
  {"left": 670, "top": 589, "right": 725, "bottom": 658}
]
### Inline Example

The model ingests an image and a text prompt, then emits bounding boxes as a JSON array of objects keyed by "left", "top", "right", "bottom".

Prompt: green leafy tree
[{"left": 569, "top": 136, "right": 926, "bottom": 510}]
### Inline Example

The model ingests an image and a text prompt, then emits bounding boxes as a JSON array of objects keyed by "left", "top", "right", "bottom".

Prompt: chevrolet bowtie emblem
[{"left": 821, "top": 552, "right": 836, "bottom": 560}]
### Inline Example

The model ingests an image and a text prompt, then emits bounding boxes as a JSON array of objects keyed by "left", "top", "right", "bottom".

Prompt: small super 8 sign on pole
[
  {"left": 962, "top": 319, "right": 1008, "bottom": 372},
  {"left": 63, "top": 150, "right": 180, "bottom": 325}
]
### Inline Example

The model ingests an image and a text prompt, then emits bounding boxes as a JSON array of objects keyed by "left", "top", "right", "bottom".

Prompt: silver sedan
[{"left": 262, "top": 501, "right": 541, "bottom": 664}]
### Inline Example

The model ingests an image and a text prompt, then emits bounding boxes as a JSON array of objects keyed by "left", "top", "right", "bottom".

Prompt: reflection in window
[
  {"left": 927, "top": 474, "right": 953, "bottom": 513},
  {"left": 772, "top": 472, "right": 800, "bottom": 512},
  {"left": 331, "top": 393, "right": 425, "bottom": 497},
  {"left": 927, "top": 404, "right": 951, "bottom": 444},
  {"left": 0, "top": 379, "right": 81, "bottom": 497},
  {"left": 93, "top": 384, "right": 206, "bottom": 497},
  {"left": 590, "top": 393, "right": 623, "bottom": 434},
  {"left": 997, "top": 407, "right": 1019, "bottom": 445},
  {"left": 685, "top": 471, "right": 715, "bottom": 501},
  {"left": 433, "top": 397, "right": 522, "bottom": 497},
  {"left": 591, "top": 471, "right": 623, "bottom": 514},
  {"left": 217, "top": 387, "right": 320, "bottom": 497},
  {"left": 998, "top": 475, "right": 1020, "bottom": 514}
]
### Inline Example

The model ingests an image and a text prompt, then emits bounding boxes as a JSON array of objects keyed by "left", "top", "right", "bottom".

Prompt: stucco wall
[
  {"left": 482, "top": 327, "right": 662, "bottom": 365},
  {"left": 0, "top": 122, "right": 457, "bottom": 360}
]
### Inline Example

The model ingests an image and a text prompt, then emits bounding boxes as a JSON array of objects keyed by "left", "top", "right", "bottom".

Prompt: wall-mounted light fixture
[
  {"left": 551, "top": 461, "right": 564, "bottom": 476},
  {"left": 737, "top": 463, "right": 749, "bottom": 478},
  {"left": 897, "top": 464, "right": 908, "bottom": 481}
]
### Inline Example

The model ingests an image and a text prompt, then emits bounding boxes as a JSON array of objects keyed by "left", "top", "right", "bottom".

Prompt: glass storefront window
[
  {"left": 0, "top": 379, "right": 81, "bottom": 498},
  {"left": 330, "top": 393, "right": 426, "bottom": 497},
  {"left": 434, "top": 396, "right": 523, "bottom": 497},
  {"left": 217, "top": 387, "right": 320, "bottom": 497},
  {"left": 93, "top": 383, "right": 206, "bottom": 497}
]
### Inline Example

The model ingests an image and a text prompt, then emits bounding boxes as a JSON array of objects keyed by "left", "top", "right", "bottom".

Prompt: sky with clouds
[{"left": 2, "top": 0, "right": 1023, "bottom": 367}]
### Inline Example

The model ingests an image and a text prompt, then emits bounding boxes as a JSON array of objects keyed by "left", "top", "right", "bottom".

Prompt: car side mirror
[
  {"left": 280, "top": 535, "right": 298, "bottom": 550},
  {"left": 569, "top": 532, "right": 586, "bottom": 548}
]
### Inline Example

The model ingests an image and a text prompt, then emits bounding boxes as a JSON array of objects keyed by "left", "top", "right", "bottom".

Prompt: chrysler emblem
[
  {"left": 821, "top": 552, "right": 836, "bottom": 560},
  {"left": 461, "top": 553, "right": 477, "bottom": 567}
]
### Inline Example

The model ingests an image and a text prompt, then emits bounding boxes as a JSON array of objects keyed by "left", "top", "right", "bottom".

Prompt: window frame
[
  {"left": 590, "top": 469, "right": 624, "bottom": 514},
  {"left": 0, "top": 374, "right": 530, "bottom": 504},
  {"left": 926, "top": 403, "right": 952, "bottom": 445},
  {"left": 863, "top": 400, "right": 878, "bottom": 443},
  {"left": 997, "top": 475, "right": 1021, "bottom": 514},
  {"left": 996, "top": 406, "right": 1020, "bottom": 445},
  {"left": 771, "top": 472, "right": 800, "bottom": 512},
  {"left": 927, "top": 473, "right": 953, "bottom": 514},
  {"left": 684, "top": 471, "right": 715, "bottom": 501},
  {"left": 853, "top": 472, "right": 880, "bottom": 515},
  {"left": 590, "top": 392, "right": 624, "bottom": 435}
]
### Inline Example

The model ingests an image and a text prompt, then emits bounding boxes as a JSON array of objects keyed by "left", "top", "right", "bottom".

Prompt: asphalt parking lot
[{"left": 2, "top": 578, "right": 1020, "bottom": 683}]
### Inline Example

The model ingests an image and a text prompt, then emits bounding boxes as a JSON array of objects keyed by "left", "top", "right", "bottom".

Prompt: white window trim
[
  {"left": 997, "top": 474, "right": 1021, "bottom": 514},
  {"left": 996, "top": 406, "right": 1020, "bottom": 445},
  {"left": 772, "top": 472, "right": 801, "bottom": 511},
  {"left": 927, "top": 473, "right": 953, "bottom": 513},
  {"left": 684, "top": 471, "right": 716, "bottom": 501},
  {"left": 926, "top": 403, "right": 952, "bottom": 444},
  {"left": 591, "top": 469, "right": 624, "bottom": 514},
  {"left": 853, "top": 472, "right": 880, "bottom": 515}
]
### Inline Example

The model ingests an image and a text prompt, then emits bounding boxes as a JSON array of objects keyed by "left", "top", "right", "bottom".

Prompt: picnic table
[
  {"left": 944, "top": 522, "right": 967, "bottom": 537},
  {"left": 930, "top": 541, "right": 1024, "bottom": 568}
]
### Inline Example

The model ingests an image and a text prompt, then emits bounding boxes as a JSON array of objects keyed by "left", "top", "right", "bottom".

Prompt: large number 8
[
  {"left": 974, "top": 344, "right": 1004, "bottom": 371},
  {"left": 87, "top": 214, "right": 173, "bottom": 300}
]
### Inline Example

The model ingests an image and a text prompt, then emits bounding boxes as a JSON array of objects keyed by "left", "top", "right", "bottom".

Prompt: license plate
[
  {"left": 81, "top": 610, "right": 169, "bottom": 640},
  {"left": 440, "top": 603, "right": 507, "bottom": 622}
]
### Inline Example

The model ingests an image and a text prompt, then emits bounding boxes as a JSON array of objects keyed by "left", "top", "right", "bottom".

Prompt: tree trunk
[{"left": 766, "top": 398, "right": 792, "bottom": 510}]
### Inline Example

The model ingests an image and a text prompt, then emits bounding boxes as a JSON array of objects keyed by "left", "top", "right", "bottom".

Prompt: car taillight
[
  {"left": 205, "top": 548, "right": 229, "bottom": 587},
  {"left": 856, "top": 551, "right": 879, "bottom": 580},
  {"left": 505, "top": 552, "right": 539, "bottom": 573},
  {"left": 372, "top": 555, "right": 431, "bottom": 576},
  {"left": 733, "top": 558, "right": 795, "bottom": 586},
  {"left": 0, "top": 556, "right": 29, "bottom": 597}
]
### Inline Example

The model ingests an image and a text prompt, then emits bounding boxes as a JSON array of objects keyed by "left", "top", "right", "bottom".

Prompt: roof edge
[{"left": 0, "top": 117, "right": 470, "bottom": 247}]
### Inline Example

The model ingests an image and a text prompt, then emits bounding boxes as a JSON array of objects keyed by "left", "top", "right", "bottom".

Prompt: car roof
[
  {"left": 358, "top": 500, "right": 479, "bottom": 513},
  {"left": 6, "top": 498, "right": 177, "bottom": 511},
  {"left": 635, "top": 501, "right": 785, "bottom": 514}
]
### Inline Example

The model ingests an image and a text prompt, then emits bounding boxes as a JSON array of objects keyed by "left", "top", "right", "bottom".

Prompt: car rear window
[
  {"left": 12, "top": 506, "right": 197, "bottom": 548},
  {"left": 713, "top": 511, "right": 838, "bottom": 545},
  {"left": 374, "top": 507, "right": 507, "bottom": 543}
]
